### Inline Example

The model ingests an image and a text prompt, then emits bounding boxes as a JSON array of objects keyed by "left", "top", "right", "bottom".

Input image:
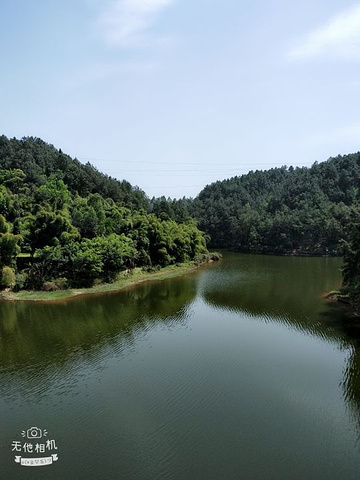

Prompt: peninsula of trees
[{"left": 0, "top": 136, "right": 215, "bottom": 293}]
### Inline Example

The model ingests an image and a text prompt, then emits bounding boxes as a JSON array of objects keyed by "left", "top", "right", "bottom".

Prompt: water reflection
[
  {"left": 0, "top": 278, "right": 197, "bottom": 371},
  {"left": 200, "top": 253, "right": 342, "bottom": 330},
  {"left": 1, "top": 253, "right": 360, "bottom": 480},
  {"left": 198, "top": 253, "right": 360, "bottom": 439}
]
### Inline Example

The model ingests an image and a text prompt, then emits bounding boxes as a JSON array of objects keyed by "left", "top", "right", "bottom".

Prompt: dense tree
[
  {"left": 0, "top": 136, "right": 212, "bottom": 291},
  {"left": 0, "top": 233, "right": 22, "bottom": 267},
  {"left": 90, "top": 234, "right": 137, "bottom": 281},
  {"left": 0, "top": 135, "right": 149, "bottom": 210},
  {"left": 36, "top": 175, "right": 71, "bottom": 211},
  {"left": 28, "top": 211, "right": 78, "bottom": 253},
  {"left": 341, "top": 210, "right": 360, "bottom": 312},
  {"left": 153, "top": 154, "right": 360, "bottom": 255}
]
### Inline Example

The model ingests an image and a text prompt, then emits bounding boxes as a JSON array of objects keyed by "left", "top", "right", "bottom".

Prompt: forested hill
[
  {"left": 0, "top": 136, "right": 148, "bottom": 210},
  {"left": 0, "top": 136, "right": 214, "bottom": 292},
  {"left": 150, "top": 154, "right": 360, "bottom": 255},
  {"left": 191, "top": 154, "right": 360, "bottom": 254}
]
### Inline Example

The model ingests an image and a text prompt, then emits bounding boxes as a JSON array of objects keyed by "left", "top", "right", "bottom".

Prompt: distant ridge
[
  {"left": 191, "top": 153, "right": 360, "bottom": 253},
  {"left": 0, "top": 135, "right": 148, "bottom": 210}
]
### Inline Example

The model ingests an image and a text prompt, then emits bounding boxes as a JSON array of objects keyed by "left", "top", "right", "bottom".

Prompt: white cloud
[
  {"left": 288, "top": 3, "right": 360, "bottom": 60},
  {"left": 98, "top": 0, "right": 175, "bottom": 47}
]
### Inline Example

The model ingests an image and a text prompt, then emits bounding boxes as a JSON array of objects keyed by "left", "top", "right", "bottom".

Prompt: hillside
[
  {"left": 184, "top": 154, "right": 360, "bottom": 255},
  {"left": 0, "top": 136, "right": 214, "bottom": 292},
  {"left": 0, "top": 135, "right": 148, "bottom": 210}
]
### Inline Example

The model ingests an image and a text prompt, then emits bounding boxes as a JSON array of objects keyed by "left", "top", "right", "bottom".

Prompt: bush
[
  {"left": 142, "top": 265, "right": 161, "bottom": 273},
  {"left": 210, "top": 251, "right": 222, "bottom": 261},
  {"left": 42, "top": 278, "right": 68, "bottom": 292},
  {"left": 0, "top": 266, "right": 16, "bottom": 289},
  {"left": 193, "top": 253, "right": 207, "bottom": 265},
  {"left": 156, "top": 247, "right": 172, "bottom": 266},
  {"left": 34, "top": 243, "right": 103, "bottom": 288},
  {"left": 13, "top": 272, "right": 27, "bottom": 291},
  {"left": 71, "top": 246, "right": 103, "bottom": 287},
  {"left": 193, "top": 251, "right": 222, "bottom": 265},
  {"left": 24, "top": 263, "right": 47, "bottom": 290},
  {"left": 90, "top": 234, "right": 137, "bottom": 280},
  {"left": 0, "top": 233, "right": 22, "bottom": 267}
]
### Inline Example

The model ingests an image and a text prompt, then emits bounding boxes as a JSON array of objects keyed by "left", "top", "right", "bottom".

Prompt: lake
[{"left": 0, "top": 252, "right": 360, "bottom": 479}]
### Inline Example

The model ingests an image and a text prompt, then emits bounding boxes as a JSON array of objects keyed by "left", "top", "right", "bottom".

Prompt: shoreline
[
  {"left": 215, "top": 247, "right": 341, "bottom": 258},
  {"left": 0, "top": 261, "right": 213, "bottom": 304},
  {"left": 324, "top": 290, "right": 360, "bottom": 319}
]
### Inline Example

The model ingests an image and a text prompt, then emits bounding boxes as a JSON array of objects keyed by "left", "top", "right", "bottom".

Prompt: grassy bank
[{"left": 0, "top": 260, "right": 214, "bottom": 303}]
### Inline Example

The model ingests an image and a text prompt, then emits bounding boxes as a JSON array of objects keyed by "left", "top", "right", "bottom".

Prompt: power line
[
  {"left": 143, "top": 185, "right": 206, "bottom": 189},
  {"left": 78, "top": 157, "right": 314, "bottom": 168},
  {"left": 98, "top": 170, "right": 283, "bottom": 175},
  {"left": 99, "top": 166, "right": 303, "bottom": 172}
]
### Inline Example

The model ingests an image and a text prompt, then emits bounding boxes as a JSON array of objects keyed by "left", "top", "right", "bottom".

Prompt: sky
[{"left": 1, "top": 0, "right": 360, "bottom": 198}]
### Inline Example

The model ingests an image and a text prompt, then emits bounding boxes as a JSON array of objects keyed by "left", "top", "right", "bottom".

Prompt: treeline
[
  {"left": 0, "top": 135, "right": 148, "bottom": 210},
  {"left": 341, "top": 212, "right": 360, "bottom": 313},
  {"left": 151, "top": 153, "right": 360, "bottom": 313},
  {"left": 0, "top": 137, "right": 213, "bottom": 292},
  {"left": 154, "top": 154, "right": 360, "bottom": 255}
]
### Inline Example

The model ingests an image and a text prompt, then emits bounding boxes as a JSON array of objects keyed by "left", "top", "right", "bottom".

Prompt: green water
[{"left": 1, "top": 252, "right": 360, "bottom": 479}]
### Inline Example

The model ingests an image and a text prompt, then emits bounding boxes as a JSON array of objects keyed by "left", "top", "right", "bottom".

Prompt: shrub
[
  {"left": 0, "top": 233, "right": 22, "bottom": 267},
  {"left": 193, "top": 251, "right": 222, "bottom": 265},
  {"left": 210, "top": 251, "right": 222, "bottom": 261},
  {"left": 90, "top": 234, "right": 137, "bottom": 277},
  {"left": 142, "top": 265, "right": 161, "bottom": 273},
  {"left": 42, "top": 278, "right": 68, "bottom": 292},
  {"left": 13, "top": 272, "right": 27, "bottom": 292},
  {"left": 71, "top": 246, "right": 103, "bottom": 287},
  {"left": 193, "top": 253, "right": 207, "bottom": 265},
  {"left": 35, "top": 243, "right": 103, "bottom": 288},
  {"left": 156, "top": 247, "right": 171, "bottom": 266},
  {"left": 24, "top": 263, "right": 47, "bottom": 290},
  {"left": 0, "top": 266, "right": 16, "bottom": 289}
]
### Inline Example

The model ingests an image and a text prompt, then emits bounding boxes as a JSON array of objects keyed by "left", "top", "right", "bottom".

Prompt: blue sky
[{"left": 1, "top": 0, "right": 360, "bottom": 198}]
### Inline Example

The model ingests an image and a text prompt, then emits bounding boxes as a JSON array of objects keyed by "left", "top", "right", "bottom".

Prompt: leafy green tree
[
  {"left": 341, "top": 211, "right": 360, "bottom": 311},
  {"left": 28, "top": 210, "right": 78, "bottom": 253},
  {"left": 0, "top": 266, "right": 16, "bottom": 288},
  {"left": 0, "top": 185, "right": 12, "bottom": 217},
  {"left": 35, "top": 242, "right": 102, "bottom": 288},
  {"left": 0, "top": 233, "right": 22, "bottom": 267},
  {"left": 71, "top": 245, "right": 103, "bottom": 287},
  {"left": 0, "top": 215, "right": 8, "bottom": 234},
  {"left": 36, "top": 176, "right": 71, "bottom": 211},
  {"left": 90, "top": 234, "right": 137, "bottom": 280}
]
